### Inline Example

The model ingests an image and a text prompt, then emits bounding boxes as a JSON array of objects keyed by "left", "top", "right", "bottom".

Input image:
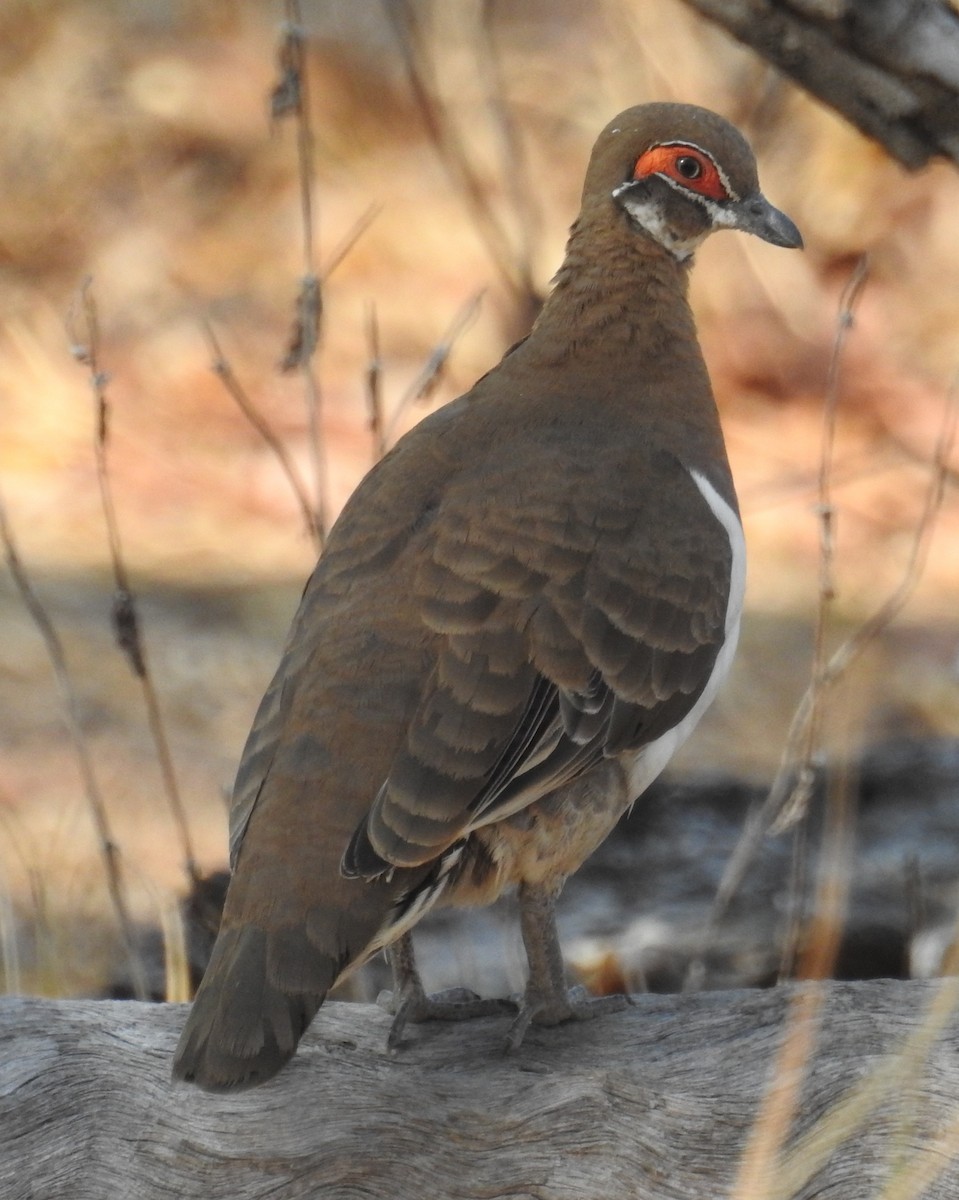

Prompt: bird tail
[{"left": 171, "top": 924, "right": 334, "bottom": 1091}]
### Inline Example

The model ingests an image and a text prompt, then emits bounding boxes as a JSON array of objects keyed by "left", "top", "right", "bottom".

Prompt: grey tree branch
[
  {"left": 4, "top": 983, "right": 959, "bottom": 1199},
  {"left": 680, "top": 0, "right": 959, "bottom": 168}
]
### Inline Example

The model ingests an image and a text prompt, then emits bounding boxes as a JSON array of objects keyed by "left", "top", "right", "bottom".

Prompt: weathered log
[{"left": 4, "top": 980, "right": 959, "bottom": 1199}]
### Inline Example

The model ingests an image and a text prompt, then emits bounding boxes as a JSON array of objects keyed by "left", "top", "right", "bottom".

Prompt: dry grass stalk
[
  {"left": 67, "top": 280, "right": 200, "bottom": 888},
  {"left": 771, "top": 255, "right": 871, "bottom": 836},
  {"left": 0, "top": 486, "right": 148, "bottom": 1000},
  {"left": 385, "top": 0, "right": 538, "bottom": 312},
  {"left": 733, "top": 753, "right": 959, "bottom": 1200},
  {"left": 203, "top": 321, "right": 322, "bottom": 551},
  {"left": 696, "top": 267, "right": 959, "bottom": 968},
  {"left": 159, "top": 895, "right": 191, "bottom": 1005},
  {"left": 365, "top": 303, "right": 387, "bottom": 463},
  {"left": 765, "top": 970, "right": 959, "bottom": 1200},
  {"left": 384, "top": 290, "right": 484, "bottom": 446},
  {"left": 322, "top": 204, "right": 380, "bottom": 279},
  {"left": 770, "top": 354, "right": 959, "bottom": 839},
  {"left": 732, "top": 758, "right": 856, "bottom": 1199},
  {"left": 202, "top": 204, "right": 379, "bottom": 552},
  {"left": 0, "top": 881, "right": 20, "bottom": 994},
  {"left": 474, "top": 0, "right": 541, "bottom": 305},
  {"left": 273, "top": 0, "right": 327, "bottom": 546}
]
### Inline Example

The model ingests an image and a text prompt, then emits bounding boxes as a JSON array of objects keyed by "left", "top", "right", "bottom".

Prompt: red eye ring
[{"left": 631, "top": 144, "right": 729, "bottom": 201}]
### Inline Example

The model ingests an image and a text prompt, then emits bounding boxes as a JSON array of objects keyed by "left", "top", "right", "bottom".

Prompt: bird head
[{"left": 586, "top": 103, "right": 803, "bottom": 263}]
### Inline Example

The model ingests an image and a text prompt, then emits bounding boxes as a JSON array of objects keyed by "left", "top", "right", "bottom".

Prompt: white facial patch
[{"left": 612, "top": 182, "right": 707, "bottom": 262}]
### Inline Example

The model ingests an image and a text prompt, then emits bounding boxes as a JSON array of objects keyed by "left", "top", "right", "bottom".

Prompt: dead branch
[
  {"left": 680, "top": 0, "right": 959, "bottom": 168},
  {"left": 5, "top": 983, "right": 959, "bottom": 1200}
]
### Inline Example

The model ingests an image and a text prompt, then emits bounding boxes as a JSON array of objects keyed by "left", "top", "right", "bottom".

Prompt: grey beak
[{"left": 732, "top": 194, "right": 804, "bottom": 250}]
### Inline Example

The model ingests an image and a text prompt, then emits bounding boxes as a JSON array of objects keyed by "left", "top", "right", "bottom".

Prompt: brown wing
[{"left": 343, "top": 446, "right": 732, "bottom": 877}]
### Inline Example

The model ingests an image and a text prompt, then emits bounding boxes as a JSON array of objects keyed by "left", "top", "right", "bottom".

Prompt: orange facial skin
[{"left": 632, "top": 143, "right": 731, "bottom": 202}]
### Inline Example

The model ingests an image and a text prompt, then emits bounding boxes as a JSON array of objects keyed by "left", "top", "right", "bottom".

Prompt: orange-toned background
[{"left": 2, "top": 0, "right": 958, "bottom": 994}]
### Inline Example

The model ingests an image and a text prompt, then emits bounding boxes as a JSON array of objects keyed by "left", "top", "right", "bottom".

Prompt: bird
[{"left": 173, "top": 102, "right": 802, "bottom": 1091}]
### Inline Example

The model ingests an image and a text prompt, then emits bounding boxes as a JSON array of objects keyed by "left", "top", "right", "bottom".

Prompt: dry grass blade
[
  {"left": 0, "top": 881, "right": 20, "bottom": 994},
  {"left": 203, "top": 321, "right": 322, "bottom": 552},
  {"left": 763, "top": 972, "right": 959, "bottom": 1200},
  {"left": 67, "top": 280, "right": 199, "bottom": 887},
  {"left": 732, "top": 758, "right": 857, "bottom": 1200},
  {"left": 0, "top": 487, "right": 149, "bottom": 1000},
  {"left": 159, "top": 895, "right": 191, "bottom": 1005}
]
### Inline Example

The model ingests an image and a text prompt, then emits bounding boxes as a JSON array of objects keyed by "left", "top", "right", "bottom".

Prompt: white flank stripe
[{"left": 626, "top": 468, "right": 746, "bottom": 797}]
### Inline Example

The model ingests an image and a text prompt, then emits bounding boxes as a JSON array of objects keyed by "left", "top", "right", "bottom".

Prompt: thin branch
[
  {"left": 67, "top": 281, "right": 200, "bottom": 887},
  {"left": 203, "top": 321, "right": 322, "bottom": 552},
  {"left": 0, "top": 488, "right": 148, "bottom": 1000}
]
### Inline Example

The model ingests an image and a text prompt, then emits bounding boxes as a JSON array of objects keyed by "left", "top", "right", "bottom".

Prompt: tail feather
[{"left": 172, "top": 926, "right": 330, "bottom": 1091}]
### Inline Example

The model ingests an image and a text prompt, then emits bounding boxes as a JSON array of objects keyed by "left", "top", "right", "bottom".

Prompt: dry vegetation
[{"left": 1, "top": 0, "right": 958, "bottom": 1035}]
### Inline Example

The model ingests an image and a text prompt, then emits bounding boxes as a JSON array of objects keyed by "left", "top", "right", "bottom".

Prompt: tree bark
[
  {"left": 4, "top": 980, "right": 959, "bottom": 1199},
  {"left": 680, "top": 0, "right": 959, "bottom": 168}
]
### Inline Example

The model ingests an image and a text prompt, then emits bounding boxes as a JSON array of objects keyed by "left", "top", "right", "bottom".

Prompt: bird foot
[
  {"left": 504, "top": 983, "right": 632, "bottom": 1052},
  {"left": 378, "top": 985, "right": 514, "bottom": 1050}
]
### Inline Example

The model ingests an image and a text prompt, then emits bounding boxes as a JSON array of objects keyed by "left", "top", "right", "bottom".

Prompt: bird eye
[{"left": 675, "top": 155, "right": 702, "bottom": 180}]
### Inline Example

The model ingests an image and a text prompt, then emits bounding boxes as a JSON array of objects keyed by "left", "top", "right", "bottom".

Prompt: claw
[
  {"left": 383, "top": 934, "right": 513, "bottom": 1048},
  {"left": 504, "top": 987, "right": 630, "bottom": 1052}
]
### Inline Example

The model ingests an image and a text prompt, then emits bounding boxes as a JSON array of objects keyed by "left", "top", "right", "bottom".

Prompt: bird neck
[
  {"left": 522, "top": 209, "right": 701, "bottom": 369},
  {"left": 495, "top": 207, "right": 734, "bottom": 499}
]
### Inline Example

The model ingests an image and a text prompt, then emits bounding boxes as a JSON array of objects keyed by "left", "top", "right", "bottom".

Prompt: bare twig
[
  {"left": 476, "top": 0, "right": 540, "bottom": 305},
  {"left": 273, "top": 0, "right": 327, "bottom": 545},
  {"left": 365, "top": 304, "right": 387, "bottom": 463},
  {"left": 203, "top": 322, "right": 322, "bottom": 551},
  {"left": 384, "top": 0, "right": 535, "bottom": 310},
  {"left": 0, "top": 488, "right": 148, "bottom": 1000},
  {"left": 771, "top": 363, "right": 958, "bottom": 841},
  {"left": 322, "top": 204, "right": 380, "bottom": 281},
  {"left": 691, "top": 275, "right": 959, "bottom": 980},
  {"left": 877, "top": 420, "right": 959, "bottom": 491},
  {"left": 67, "top": 281, "right": 200, "bottom": 887},
  {"left": 773, "top": 255, "right": 871, "bottom": 835},
  {"left": 384, "top": 290, "right": 484, "bottom": 446}
]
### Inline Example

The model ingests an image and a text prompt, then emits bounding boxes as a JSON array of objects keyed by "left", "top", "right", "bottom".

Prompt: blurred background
[{"left": 1, "top": 0, "right": 958, "bottom": 999}]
